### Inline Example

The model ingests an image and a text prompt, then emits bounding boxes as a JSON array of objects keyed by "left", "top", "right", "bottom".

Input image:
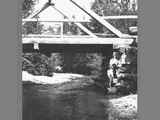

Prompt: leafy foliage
[
  {"left": 22, "top": 21, "right": 44, "bottom": 34},
  {"left": 22, "top": 53, "right": 53, "bottom": 76},
  {"left": 90, "top": 0, "right": 138, "bottom": 34},
  {"left": 22, "top": 52, "right": 105, "bottom": 78},
  {"left": 21, "top": 0, "right": 35, "bottom": 18},
  {"left": 21, "top": 0, "right": 44, "bottom": 35},
  {"left": 116, "top": 42, "right": 138, "bottom": 94}
]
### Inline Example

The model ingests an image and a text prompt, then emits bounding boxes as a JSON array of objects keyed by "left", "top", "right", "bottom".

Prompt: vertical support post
[{"left": 60, "top": 22, "right": 64, "bottom": 39}]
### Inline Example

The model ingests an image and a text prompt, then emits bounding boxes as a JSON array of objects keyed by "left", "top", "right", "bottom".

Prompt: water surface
[{"left": 23, "top": 83, "right": 111, "bottom": 120}]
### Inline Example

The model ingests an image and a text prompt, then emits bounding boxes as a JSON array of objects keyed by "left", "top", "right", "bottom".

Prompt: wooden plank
[
  {"left": 22, "top": 34, "right": 61, "bottom": 38},
  {"left": 52, "top": 6, "right": 68, "bottom": 19},
  {"left": 22, "top": 34, "right": 92, "bottom": 38},
  {"left": 60, "top": 22, "right": 64, "bottom": 38},
  {"left": 102, "top": 15, "right": 138, "bottom": 20},
  {"left": 75, "top": 23, "right": 97, "bottom": 38},
  {"left": 94, "top": 33, "right": 115, "bottom": 37},
  {"left": 22, "top": 18, "right": 90, "bottom": 22},
  {"left": 22, "top": 37, "right": 133, "bottom": 44}
]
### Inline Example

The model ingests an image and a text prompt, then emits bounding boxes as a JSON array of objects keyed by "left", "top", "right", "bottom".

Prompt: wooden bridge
[{"left": 22, "top": 0, "right": 138, "bottom": 49}]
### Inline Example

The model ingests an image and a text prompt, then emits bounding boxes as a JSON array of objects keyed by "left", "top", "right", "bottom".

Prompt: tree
[
  {"left": 90, "top": 0, "right": 138, "bottom": 34},
  {"left": 21, "top": 0, "right": 44, "bottom": 35},
  {"left": 22, "top": 21, "right": 44, "bottom": 34},
  {"left": 22, "top": 53, "right": 53, "bottom": 76},
  {"left": 21, "top": 0, "right": 35, "bottom": 18}
]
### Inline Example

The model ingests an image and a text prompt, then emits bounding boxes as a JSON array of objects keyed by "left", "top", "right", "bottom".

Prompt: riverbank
[{"left": 104, "top": 94, "right": 138, "bottom": 120}]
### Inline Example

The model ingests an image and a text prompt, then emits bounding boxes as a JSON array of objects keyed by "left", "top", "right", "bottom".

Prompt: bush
[
  {"left": 118, "top": 42, "right": 138, "bottom": 94},
  {"left": 22, "top": 53, "right": 53, "bottom": 76}
]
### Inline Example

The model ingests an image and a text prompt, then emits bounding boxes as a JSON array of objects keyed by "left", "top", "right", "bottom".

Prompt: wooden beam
[
  {"left": 22, "top": 34, "right": 137, "bottom": 39},
  {"left": 94, "top": 33, "right": 115, "bottom": 37},
  {"left": 22, "top": 18, "right": 90, "bottom": 23},
  {"left": 102, "top": 15, "right": 138, "bottom": 20},
  {"left": 22, "top": 37, "right": 133, "bottom": 44},
  {"left": 52, "top": 6, "right": 68, "bottom": 19},
  {"left": 75, "top": 23, "right": 97, "bottom": 38},
  {"left": 70, "top": 0, "right": 125, "bottom": 38},
  {"left": 22, "top": 34, "right": 92, "bottom": 38},
  {"left": 22, "top": 34, "right": 61, "bottom": 38},
  {"left": 60, "top": 22, "right": 63, "bottom": 38}
]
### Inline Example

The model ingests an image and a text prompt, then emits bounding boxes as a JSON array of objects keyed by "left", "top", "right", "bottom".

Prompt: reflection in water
[{"left": 23, "top": 84, "right": 109, "bottom": 120}]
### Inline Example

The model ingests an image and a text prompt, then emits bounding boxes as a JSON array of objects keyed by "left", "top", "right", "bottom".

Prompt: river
[{"left": 23, "top": 82, "right": 118, "bottom": 120}]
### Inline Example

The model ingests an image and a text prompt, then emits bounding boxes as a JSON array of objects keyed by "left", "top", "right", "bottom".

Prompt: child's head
[
  {"left": 113, "top": 52, "right": 117, "bottom": 57},
  {"left": 113, "top": 51, "right": 121, "bottom": 60}
]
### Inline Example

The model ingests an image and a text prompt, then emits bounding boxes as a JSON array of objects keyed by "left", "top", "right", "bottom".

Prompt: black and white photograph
[{"left": 21, "top": 0, "right": 138, "bottom": 120}]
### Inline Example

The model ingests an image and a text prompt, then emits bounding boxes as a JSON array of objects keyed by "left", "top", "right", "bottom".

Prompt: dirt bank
[{"left": 106, "top": 94, "right": 138, "bottom": 120}]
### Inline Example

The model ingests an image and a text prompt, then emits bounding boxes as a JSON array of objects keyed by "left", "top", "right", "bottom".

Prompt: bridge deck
[{"left": 22, "top": 35, "right": 134, "bottom": 44}]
